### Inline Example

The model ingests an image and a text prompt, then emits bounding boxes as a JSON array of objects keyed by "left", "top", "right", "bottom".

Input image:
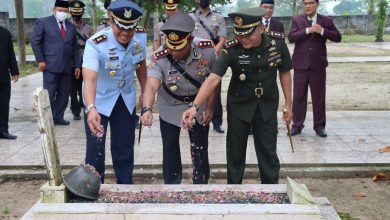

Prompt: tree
[
  {"left": 366, "top": 0, "right": 375, "bottom": 15},
  {"left": 374, "top": 0, "right": 388, "bottom": 42},
  {"left": 333, "top": 0, "right": 367, "bottom": 15},
  {"left": 14, "top": 0, "right": 26, "bottom": 69}
]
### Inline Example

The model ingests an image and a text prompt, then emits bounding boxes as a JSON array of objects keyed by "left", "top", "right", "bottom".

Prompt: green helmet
[{"left": 63, "top": 164, "right": 101, "bottom": 200}]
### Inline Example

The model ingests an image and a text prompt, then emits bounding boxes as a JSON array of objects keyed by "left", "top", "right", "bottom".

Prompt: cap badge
[
  {"left": 124, "top": 9, "right": 132, "bottom": 19},
  {"left": 234, "top": 17, "right": 243, "bottom": 27},
  {"left": 168, "top": 0, "right": 174, "bottom": 3},
  {"left": 75, "top": 2, "right": 80, "bottom": 7},
  {"left": 168, "top": 32, "right": 179, "bottom": 41}
]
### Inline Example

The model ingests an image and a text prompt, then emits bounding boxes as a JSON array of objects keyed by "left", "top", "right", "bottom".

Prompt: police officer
[
  {"left": 82, "top": 0, "right": 147, "bottom": 184},
  {"left": 69, "top": 0, "right": 93, "bottom": 120},
  {"left": 153, "top": 0, "right": 180, "bottom": 50},
  {"left": 141, "top": 12, "right": 216, "bottom": 184},
  {"left": 189, "top": 0, "right": 226, "bottom": 133},
  {"left": 96, "top": 0, "right": 111, "bottom": 32},
  {"left": 182, "top": 7, "right": 293, "bottom": 184}
]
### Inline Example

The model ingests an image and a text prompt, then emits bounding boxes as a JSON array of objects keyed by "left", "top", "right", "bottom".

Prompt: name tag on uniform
[
  {"left": 168, "top": 70, "right": 177, "bottom": 75},
  {"left": 118, "top": 80, "right": 126, "bottom": 89},
  {"left": 110, "top": 56, "right": 119, "bottom": 60}
]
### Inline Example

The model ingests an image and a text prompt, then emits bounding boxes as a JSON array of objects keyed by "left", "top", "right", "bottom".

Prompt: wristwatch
[
  {"left": 141, "top": 107, "right": 152, "bottom": 116},
  {"left": 188, "top": 102, "right": 199, "bottom": 111},
  {"left": 85, "top": 104, "right": 96, "bottom": 114}
]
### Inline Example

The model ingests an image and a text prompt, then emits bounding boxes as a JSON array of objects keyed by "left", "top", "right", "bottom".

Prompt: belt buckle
[
  {"left": 183, "top": 97, "right": 190, "bottom": 103},
  {"left": 255, "top": 87, "right": 263, "bottom": 98},
  {"left": 118, "top": 80, "right": 125, "bottom": 89}
]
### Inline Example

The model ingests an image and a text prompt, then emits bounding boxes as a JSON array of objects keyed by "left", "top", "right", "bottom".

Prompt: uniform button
[
  {"left": 257, "top": 55, "right": 261, "bottom": 59},
  {"left": 259, "top": 69, "right": 261, "bottom": 73}
]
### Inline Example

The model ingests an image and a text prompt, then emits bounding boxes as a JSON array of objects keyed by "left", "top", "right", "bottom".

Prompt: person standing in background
[
  {"left": 31, "top": 0, "right": 81, "bottom": 125},
  {"left": 69, "top": 0, "right": 93, "bottom": 120},
  {"left": 260, "top": 0, "right": 284, "bottom": 35},
  {"left": 189, "top": 0, "right": 226, "bottom": 134},
  {"left": 96, "top": 0, "right": 112, "bottom": 32},
  {"left": 0, "top": 26, "right": 19, "bottom": 140},
  {"left": 82, "top": 0, "right": 147, "bottom": 184},
  {"left": 153, "top": 0, "right": 181, "bottom": 51},
  {"left": 288, "top": 0, "right": 341, "bottom": 138}
]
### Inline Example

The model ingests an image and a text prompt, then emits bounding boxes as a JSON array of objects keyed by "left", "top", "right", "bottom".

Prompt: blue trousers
[
  {"left": 43, "top": 71, "right": 71, "bottom": 122},
  {"left": 159, "top": 117, "right": 210, "bottom": 184},
  {"left": 85, "top": 96, "right": 136, "bottom": 184}
]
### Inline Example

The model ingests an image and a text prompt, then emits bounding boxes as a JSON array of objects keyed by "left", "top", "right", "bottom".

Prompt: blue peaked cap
[{"left": 109, "top": 0, "right": 143, "bottom": 30}]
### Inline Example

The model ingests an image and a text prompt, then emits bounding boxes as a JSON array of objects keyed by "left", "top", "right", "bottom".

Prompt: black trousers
[
  {"left": 70, "top": 68, "right": 83, "bottom": 116},
  {"left": 226, "top": 106, "right": 280, "bottom": 184},
  {"left": 212, "top": 82, "right": 223, "bottom": 128},
  {"left": 0, "top": 81, "right": 10, "bottom": 133},
  {"left": 159, "top": 117, "right": 210, "bottom": 184},
  {"left": 85, "top": 96, "right": 136, "bottom": 184}
]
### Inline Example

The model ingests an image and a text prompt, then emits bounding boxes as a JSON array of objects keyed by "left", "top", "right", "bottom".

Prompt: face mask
[
  {"left": 72, "top": 15, "right": 82, "bottom": 21},
  {"left": 199, "top": 0, "right": 210, "bottom": 8},
  {"left": 55, "top": 11, "right": 68, "bottom": 22}
]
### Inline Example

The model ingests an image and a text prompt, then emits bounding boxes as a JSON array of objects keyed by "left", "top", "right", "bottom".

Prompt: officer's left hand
[
  {"left": 11, "top": 75, "right": 19, "bottom": 82},
  {"left": 181, "top": 108, "right": 197, "bottom": 129},
  {"left": 140, "top": 111, "right": 153, "bottom": 127},
  {"left": 75, "top": 68, "right": 81, "bottom": 79},
  {"left": 200, "top": 108, "right": 213, "bottom": 126}
]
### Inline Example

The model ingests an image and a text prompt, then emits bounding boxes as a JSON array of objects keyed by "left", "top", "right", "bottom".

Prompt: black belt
[{"left": 162, "top": 83, "right": 196, "bottom": 103}]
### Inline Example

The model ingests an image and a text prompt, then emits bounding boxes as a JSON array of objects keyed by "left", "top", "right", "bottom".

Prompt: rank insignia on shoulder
[
  {"left": 198, "top": 40, "right": 213, "bottom": 49},
  {"left": 268, "top": 31, "right": 285, "bottom": 39},
  {"left": 153, "top": 49, "right": 169, "bottom": 60},
  {"left": 93, "top": 35, "right": 107, "bottom": 45},
  {"left": 224, "top": 39, "right": 239, "bottom": 49},
  {"left": 135, "top": 26, "right": 146, "bottom": 33}
]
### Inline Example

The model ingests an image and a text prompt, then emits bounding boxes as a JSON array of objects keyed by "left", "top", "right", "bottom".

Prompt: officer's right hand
[
  {"left": 141, "top": 111, "right": 153, "bottom": 127},
  {"left": 38, "top": 62, "right": 46, "bottom": 72},
  {"left": 87, "top": 108, "right": 102, "bottom": 136},
  {"left": 181, "top": 108, "right": 197, "bottom": 129}
]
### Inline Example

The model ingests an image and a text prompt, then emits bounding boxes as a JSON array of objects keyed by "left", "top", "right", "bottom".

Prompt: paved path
[{"left": 2, "top": 42, "right": 390, "bottom": 179}]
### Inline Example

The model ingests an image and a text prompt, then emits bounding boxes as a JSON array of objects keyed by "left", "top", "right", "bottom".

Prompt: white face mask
[{"left": 55, "top": 11, "right": 68, "bottom": 22}]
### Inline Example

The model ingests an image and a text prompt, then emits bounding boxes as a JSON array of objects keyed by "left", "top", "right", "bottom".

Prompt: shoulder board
[
  {"left": 92, "top": 35, "right": 107, "bottom": 45},
  {"left": 268, "top": 31, "right": 285, "bottom": 39},
  {"left": 198, "top": 40, "right": 214, "bottom": 49},
  {"left": 135, "top": 26, "right": 146, "bottom": 33},
  {"left": 153, "top": 49, "right": 169, "bottom": 60},
  {"left": 224, "top": 39, "right": 239, "bottom": 49},
  {"left": 212, "top": 10, "right": 221, "bottom": 14}
]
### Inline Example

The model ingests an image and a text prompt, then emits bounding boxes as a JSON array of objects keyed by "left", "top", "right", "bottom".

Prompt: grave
[{"left": 21, "top": 88, "right": 340, "bottom": 219}]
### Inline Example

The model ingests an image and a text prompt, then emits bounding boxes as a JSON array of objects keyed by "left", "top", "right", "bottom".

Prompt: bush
[{"left": 343, "top": 28, "right": 356, "bottom": 35}]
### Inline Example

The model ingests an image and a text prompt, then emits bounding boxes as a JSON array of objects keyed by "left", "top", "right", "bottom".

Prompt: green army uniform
[{"left": 212, "top": 8, "right": 292, "bottom": 184}]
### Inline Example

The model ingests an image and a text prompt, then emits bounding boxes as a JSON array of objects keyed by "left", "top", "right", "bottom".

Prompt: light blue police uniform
[{"left": 82, "top": 0, "right": 146, "bottom": 184}]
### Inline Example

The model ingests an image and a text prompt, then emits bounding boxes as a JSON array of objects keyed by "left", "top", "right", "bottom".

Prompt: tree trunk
[
  {"left": 14, "top": 0, "right": 26, "bottom": 69},
  {"left": 91, "top": 0, "right": 97, "bottom": 31},
  {"left": 143, "top": 0, "right": 152, "bottom": 28}
]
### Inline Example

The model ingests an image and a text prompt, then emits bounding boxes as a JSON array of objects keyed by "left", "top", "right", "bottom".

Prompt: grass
[
  {"left": 341, "top": 34, "right": 390, "bottom": 43},
  {"left": 18, "top": 62, "right": 39, "bottom": 78},
  {"left": 2, "top": 204, "right": 10, "bottom": 215},
  {"left": 13, "top": 43, "right": 33, "bottom": 56},
  {"left": 338, "top": 212, "right": 360, "bottom": 220}
]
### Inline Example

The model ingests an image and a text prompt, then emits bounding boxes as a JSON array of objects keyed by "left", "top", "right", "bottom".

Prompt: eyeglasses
[{"left": 303, "top": 1, "right": 316, "bottom": 7}]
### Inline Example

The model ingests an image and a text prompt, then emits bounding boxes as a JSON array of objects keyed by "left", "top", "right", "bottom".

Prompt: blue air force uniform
[{"left": 82, "top": 0, "right": 146, "bottom": 184}]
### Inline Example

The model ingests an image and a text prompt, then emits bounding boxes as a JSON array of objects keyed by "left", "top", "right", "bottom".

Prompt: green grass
[
  {"left": 18, "top": 62, "right": 39, "bottom": 78},
  {"left": 338, "top": 212, "right": 361, "bottom": 220},
  {"left": 341, "top": 34, "right": 390, "bottom": 43},
  {"left": 13, "top": 43, "right": 33, "bottom": 56}
]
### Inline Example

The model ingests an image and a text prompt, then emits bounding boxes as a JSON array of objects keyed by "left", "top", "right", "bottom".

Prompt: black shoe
[
  {"left": 316, "top": 130, "right": 327, "bottom": 138},
  {"left": 214, "top": 126, "right": 225, "bottom": 133},
  {"left": 0, "top": 132, "right": 17, "bottom": 139},
  {"left": 290, "top": 127, "right": 301, "bottom": 136},
  {"left": 73, "top": 114, "right": 81, "bottom": 120},
  {"left": 54, "top": 119, "right": 70, "bottom": 125}
]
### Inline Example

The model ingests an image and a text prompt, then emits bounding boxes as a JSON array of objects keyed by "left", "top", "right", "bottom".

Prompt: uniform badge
[
  {"left": 170, "top": 85, "right": 178, "bottom": 92},
  {"left": 93, "top": 35, "right": 107, "bottom": 45},
  {"left": 132, "top": 42, "right": 143, "bottom": 55},
  {"left": 239, "top": 74, "right": 246, "bottom": 81},
  {"left": 110, "top": 70, "right": 117, "bottom": 77},
  {"left": 196, "top": 55, "right": 209, "bottom": 69},
  {"left": 176, "top": 75, "right": 182, "bottom": 81},
  {"left": 234, "top": 17, "right": 243, "bottom": 27},
  {"left": 212, "top": 16, "right": 217, "bottom": 21}
]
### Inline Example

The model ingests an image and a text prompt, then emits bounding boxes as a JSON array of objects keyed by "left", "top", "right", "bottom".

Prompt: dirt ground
[{"left": 0, "top": 177, "right": 389, "bottom": 220}]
